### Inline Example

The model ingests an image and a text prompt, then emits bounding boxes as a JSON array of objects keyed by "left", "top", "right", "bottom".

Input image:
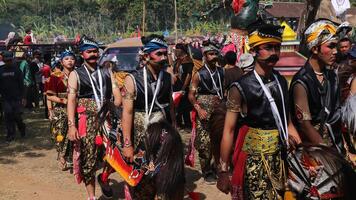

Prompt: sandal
[{"left": 59, "top": 157, "right": 73, "bottom": 171}]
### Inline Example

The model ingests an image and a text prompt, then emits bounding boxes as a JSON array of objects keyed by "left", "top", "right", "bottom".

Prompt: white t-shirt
[{"left": 331, "top": 0, "right": 351, "bottom": 16}]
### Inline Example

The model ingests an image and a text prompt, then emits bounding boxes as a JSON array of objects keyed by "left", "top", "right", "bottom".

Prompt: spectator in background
[
  {"left": 174, "top": 43, "right": 193, "bottom": 129},
  {"left": 18, "top": 53, "right": 34, "bottom": 109},
  {"left": 0, "top": 51, "right": 26, "bottom": 142},
  {"left": 23, "top": 28, "right": 32, "bottom": 45},
  {"left": 336, "top": 37, "right": 352, "bottom": 65},
  {"left": 223, "top": 51, "right": 242, "bottom": 91},
  {"left": 28, "top": 50, "right": 41, "bottom": 110}
]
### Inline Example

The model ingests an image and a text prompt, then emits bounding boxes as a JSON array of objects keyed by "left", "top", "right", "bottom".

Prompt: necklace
[{"left": 314, "top": 71, "right": 324, "bottom": 76}]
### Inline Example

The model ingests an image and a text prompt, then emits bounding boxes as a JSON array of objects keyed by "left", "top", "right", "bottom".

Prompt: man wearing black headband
[
  {"left": 121, "top": 34, "right": 176, "bottom": 199},
  {"left": 67, "top": 36, "right": 113, "bottom": 200},
  {"left": 188, "top": 41, "right": 224, "bottom": 184}
]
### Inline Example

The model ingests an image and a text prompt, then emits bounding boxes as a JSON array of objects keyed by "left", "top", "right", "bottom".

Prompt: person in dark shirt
[
  {"left": 223, "top": 51, "right": 243, "bottom": 90},
  {"left": 174, "top": 43, "right": 193, "bottom": 129},
  {"left": 0, "top": 51, "right": 26, "bottom": 142}
]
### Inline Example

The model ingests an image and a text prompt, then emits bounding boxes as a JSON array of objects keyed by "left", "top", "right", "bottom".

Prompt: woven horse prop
[{"left": 98, "top": 102, "right": 185, "bottom": 199}]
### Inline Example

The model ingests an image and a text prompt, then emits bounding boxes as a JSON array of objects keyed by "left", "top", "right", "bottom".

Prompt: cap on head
[
  {"left": 304, "top": 19, "right": 338, "bottom": 50},
  {"left": 79, "top": 35, "right": 99, "bottom": 52},
  {"left": 248, "top": 19, "right": 284, "bottom": 49},
  {"left": 60, "top": 49, "right": 75, "bottom": 60},
  {"left": 201, "top": 40, "right": 219, "bottom": 54},
  {"left": 142, "top": 34, "right": 168, "bottom": 54}
]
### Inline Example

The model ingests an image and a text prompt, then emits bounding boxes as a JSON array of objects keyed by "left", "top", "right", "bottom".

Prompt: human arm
[
  {"left": 67, "top": 71, "right": 79, "bottom": 141},
  {"left": 350, "top": 78, "right": 356, "bottom": 96},
  {"left": 112, "top": 76, "right": 122, "bottom": 107},
  {"left": 181, "top": 63, "right": 193, "bottom": 91},
  {"left": 46, "top": 76, "right": 67, "bottom": 104},
  {"left": 17, "top": 67, "right": 25, "bottom": 100},
  {"left": 217, "top": 86, "right": 241, "bottom": 194},
  {"left": 288, "top": 116, "right": 302, "bottom": 150},
  {"left": 121, "top": 75, "right": 135, "bottom": 162},
  {"left": 292, "top": 83, "right": 323, "bottom": 144},
  {"left": 188, "top": 72, "right": 207, "bottom": 120}
]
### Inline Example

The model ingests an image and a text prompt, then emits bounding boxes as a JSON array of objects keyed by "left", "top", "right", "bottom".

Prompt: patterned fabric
[
  {"left": 304, "top": 19, "right": 337, "bottom": 50},
  {"left": 50, "top": 107, "right": 72, "bottom": 161},
  {"left": 195, "top": 95, "right": 221, "bottom": 174},
  {"left": 231, "top": 127, "right": 284, "bottom": 200},
  {"left": 243, "top": 152, "right": 282, "bottom": 200},
  {"left": 133, "top": 111, "right": 164, "bottom": 150},
  {"left": 77, "top": 98, "right": 103, "bottom": 184}
]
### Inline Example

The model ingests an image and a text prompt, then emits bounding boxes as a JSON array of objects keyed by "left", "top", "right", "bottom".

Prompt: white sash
[
  {"left": 254, "top": 70, "right": 288, "bottom": 147},
  {"left": 84, "top": 65, "right": 103, "bottom": 110}
]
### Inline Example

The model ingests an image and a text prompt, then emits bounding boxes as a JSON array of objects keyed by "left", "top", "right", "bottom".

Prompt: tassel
[
  {"left": 56, "top": 133, "right": 64, "bottom": 142},
  {"left": 284, "top": 190, "right": 295, "bottom": 200},
  {"left": 95, "top": 135, "right": 103, "bottom": 146}
]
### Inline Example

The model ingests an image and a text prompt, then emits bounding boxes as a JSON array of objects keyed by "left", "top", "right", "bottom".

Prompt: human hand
[
  {"left": 197, "top": 108, "right": 208, "bottom": 120},
  {"left": 122, "top": 146, "right": 134, "bottom": 163},
  {"left": 216, "top": 172, "right": 231, "bottom": 194},
  {"left": 67, "top": 126, "right": 80, "bottom": 141}
]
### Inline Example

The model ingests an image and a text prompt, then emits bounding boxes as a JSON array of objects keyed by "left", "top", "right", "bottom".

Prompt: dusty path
[{"left": 0, "top": 110, "right": 230, "bottom": 200}]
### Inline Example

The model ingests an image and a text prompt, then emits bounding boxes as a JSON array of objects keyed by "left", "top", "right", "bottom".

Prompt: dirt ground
[{"left": 0, "top": 110, "right": 230, "bottom": 200}]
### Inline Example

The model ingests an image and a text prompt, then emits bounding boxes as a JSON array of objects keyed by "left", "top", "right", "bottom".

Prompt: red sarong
[{"left": 231, "top": 125, "right": 249, "bottom": 200}]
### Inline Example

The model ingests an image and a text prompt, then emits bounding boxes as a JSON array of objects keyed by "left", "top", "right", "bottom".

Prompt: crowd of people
[{"left": 1, "top": 16, "right": 356, "bottom": 200}]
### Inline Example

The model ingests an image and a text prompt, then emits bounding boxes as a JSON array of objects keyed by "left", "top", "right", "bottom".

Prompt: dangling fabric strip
[
  {"left": 143, "top": 67, "right": 163, "bottom": 126},
  {"left": 204, "top": 64, "right": 223, "bottom": 99},
  {"left": 84, "top": 65, "right": 103, "bottom": 110}
]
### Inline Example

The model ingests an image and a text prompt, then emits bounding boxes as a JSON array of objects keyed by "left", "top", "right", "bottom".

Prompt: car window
[{"left": 100, "top": 47, "right": 140, "bottom": 72}]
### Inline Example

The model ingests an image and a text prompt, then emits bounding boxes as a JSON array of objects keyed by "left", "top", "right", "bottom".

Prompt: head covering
[
  {"left": 79, "top": 35, "right": 99, "bottom": 52},
  {"left": 60, "top": 49, "right": 75, "bottom": 60},
  {"left": 304, "top": 19, "right": 338, "bottom": 50},
  {"left": 202, "top": 44, "right": 219, "bottom": 54},
  {"left": 201, "top": 40, "right": 220, "bottom": 54},
  {"left": 237, "top": 53, "right": 254, "bottom": 69},
  {"left": 142, "top": 37, "right": 168, "bottom": 54},
  {"left": 349, "top": 45, "right": 356, "bottom": 59},
  {"left": 2, "top": 51, "right": 14, "bottom": 61},
  {"left": 248, "top": 19, "right": 284, "bottom": 49}
]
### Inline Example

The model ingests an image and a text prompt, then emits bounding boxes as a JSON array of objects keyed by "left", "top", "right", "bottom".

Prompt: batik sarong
[
  {"left": 231, "top": 126, "right": 285, "bottom": 200},
  {"left": 194, "top": 94, "right": 220, "bottom": 175}
]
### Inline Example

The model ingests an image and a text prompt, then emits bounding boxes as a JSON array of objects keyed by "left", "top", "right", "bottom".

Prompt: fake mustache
[
  {"left": 157, "top": 60, "right": 168, "bottom": 67},
  {"left": 86, "top": 55, "right": 99, "bottom": 60}
]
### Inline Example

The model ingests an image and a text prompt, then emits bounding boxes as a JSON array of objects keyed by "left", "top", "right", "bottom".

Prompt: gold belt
[{"left": 242, "top": 127, "right": 280, "bottom": 155}]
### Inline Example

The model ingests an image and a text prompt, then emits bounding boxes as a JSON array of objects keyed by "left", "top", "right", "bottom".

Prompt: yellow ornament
[{"left": 56, "top": 134, "right": 64, "bottom": 142}]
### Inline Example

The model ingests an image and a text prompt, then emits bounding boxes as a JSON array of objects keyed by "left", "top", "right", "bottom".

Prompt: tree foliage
[{"left": 0, "top": 0, "right": 354, "bottom": 42}]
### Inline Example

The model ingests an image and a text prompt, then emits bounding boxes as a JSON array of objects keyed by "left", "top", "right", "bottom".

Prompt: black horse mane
[{"left": 145, "top": 121, "right": 185, "bottom": 199}]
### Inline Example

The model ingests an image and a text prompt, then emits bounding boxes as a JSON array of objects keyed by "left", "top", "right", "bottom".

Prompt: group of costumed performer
[{"left": 215, "top": 15, "right": 356, "bottom": 200}]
